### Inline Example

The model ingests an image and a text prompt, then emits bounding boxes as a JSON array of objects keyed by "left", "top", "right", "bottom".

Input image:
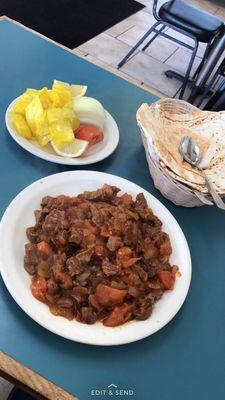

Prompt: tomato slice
[
  {"left": 31, "top": 276, "right": 47, "bottom": 302},
  {"left": 157, "top": 271, "right": 175, "bottom": 290},
  {"left": 75, "top": 124, "right": 104, "bottom": 145},
  {"left": 37, "top": 241, "right": 53, "bottom": 258},
  {"left": 120, "top": 193, "right": 133, "bottom": 204},
  {"left": 96, "top": 284, "right": 127, "bottom": 307},
  {"left": 103, "top": 304, "right": 130, "bottom": 327}
]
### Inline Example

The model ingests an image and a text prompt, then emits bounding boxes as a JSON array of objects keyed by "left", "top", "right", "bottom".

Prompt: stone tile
[
  {"left": 196, "top": 42, "right": 208, "bottom": 58},
  {"left": 106, "top": 10, "right": 156, "bottom": 37},
  {"left": 84, "top": 54, "right": 143, "bottom": 86},
  {"left": 78, "top": 33, "right": 136, "bottom": 67},
  {"left": 0, "top": 377, "right": 13, "bottom": 400},
  {"left": 145, "top": 36, "right": 178, "bottom": 62},
  {"left": 137, "top": 0, "right": 153, "bottom": 14},
  {"left": 121, "top": 52, "right": 182, "bottom": 97},
  {"left": 84, "top": 54, "right": 166, "bottom": 97},
  {"left": 105, "top": 20, "right": 134, "bottom": 38},
  {"left": 166, "top": 28, "right": 196, "bottom": 47},
  {"left": 166, "top": 47, "right": 202, "bottom": 75},
  {"left": 162, "top": 28, "right": 208, "bottom": 58},
  {"left": 118, "top": 25, "right": 178, "bottom": 62},
  {"left": 214, "top": 7, "right": 225, "bottom": 20},
  {"left": 138, "top": 0, "right": 151, "bottom": 6},
  {"left": 72, "top": 48, "right": 87, "bottom": 56}
]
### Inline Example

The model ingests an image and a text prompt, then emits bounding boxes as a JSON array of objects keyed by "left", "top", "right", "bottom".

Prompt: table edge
[
  {"left": 0, "top": 15, "right": 163, "bottom": 99},
  {"left": 0, "top": 351, "right": 79, "bottom": 400}
]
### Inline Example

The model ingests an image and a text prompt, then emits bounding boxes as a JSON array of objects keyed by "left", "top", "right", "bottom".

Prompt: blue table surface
[{"left": 0, "top": 20, "right": 225, "bottom": 400}]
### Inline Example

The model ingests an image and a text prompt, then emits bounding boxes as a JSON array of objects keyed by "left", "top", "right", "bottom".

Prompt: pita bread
[
  {"left": 159, "top": 160, "right": 208, "bottom": 194},
  {"left": 137, "top": 103, "right": 225, "bottom": 194}
]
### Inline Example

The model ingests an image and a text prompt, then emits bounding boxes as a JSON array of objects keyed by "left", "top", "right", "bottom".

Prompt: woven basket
[{"left": 138, "top": 98, "right": 214, "bottom": 207}]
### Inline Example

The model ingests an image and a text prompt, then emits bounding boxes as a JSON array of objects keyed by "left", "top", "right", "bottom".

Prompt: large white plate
[
  {"left": 0, "top": 171, "right": 191, "bottom": 346},
  {"left": 5, "top": 97, "right": 119, "bottom": 165}
]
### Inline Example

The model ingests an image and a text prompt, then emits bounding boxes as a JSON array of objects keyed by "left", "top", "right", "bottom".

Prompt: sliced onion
[{"left": 73, "top": 97, "right": 106, "bottom": 131}]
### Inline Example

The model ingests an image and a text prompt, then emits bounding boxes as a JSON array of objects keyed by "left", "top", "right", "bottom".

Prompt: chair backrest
[
  {"left": 152, "top": 0, "right": 176, "bottom": 20},
  {"left": 152, "top": 0, "right": 159, "bottom": 19}
]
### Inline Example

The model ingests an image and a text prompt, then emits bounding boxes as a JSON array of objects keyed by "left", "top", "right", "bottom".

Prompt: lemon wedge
[
  {"left": 53, "top": 80, "right": 87, "bottom": 99},
  {"left": 51, "top": 138, "right": 88, "bottom": 157},
  {"left": 71, "top": 85, "right": 87, "bottom": 99}
]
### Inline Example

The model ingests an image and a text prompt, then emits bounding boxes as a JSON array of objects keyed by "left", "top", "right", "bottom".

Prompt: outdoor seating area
[{"left": 77, "top": 0, "right": 225, "bottom": 106}]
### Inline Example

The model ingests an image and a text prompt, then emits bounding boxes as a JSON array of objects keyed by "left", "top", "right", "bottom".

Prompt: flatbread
[
  {"left": 137, "top": 103, "right": 225, "bottom": 194},
  {"left": 159, "top": 160, "right": 208, "bottom": 194},
  {"left": 137, "top": 104, "right": 208, "bottom": 183}
]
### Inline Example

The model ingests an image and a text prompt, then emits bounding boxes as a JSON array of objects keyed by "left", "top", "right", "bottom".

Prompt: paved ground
[
  {"left": 0, "top": 377, "right": 13, "bottom": 399},
  {"left": 74, "top": 0, "right": 225, "bottom": 98}
]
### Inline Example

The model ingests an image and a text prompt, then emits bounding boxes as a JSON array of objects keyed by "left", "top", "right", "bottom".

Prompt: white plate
[
  {"left": 0, "top": 171, "right": 191, "bottom": 346},
  {"left": 5, "top": 97, "right": 119, "bottom": 165}
]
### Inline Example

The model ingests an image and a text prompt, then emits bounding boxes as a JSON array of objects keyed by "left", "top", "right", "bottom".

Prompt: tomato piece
[
  {"left": 103, "top": 304, "right": 130, "bottom": 327},
  {"left": 157, "top": 271, "right": 175, "bottom": 290},
  {"left": 159, "top": 238, "right": 172, "bottom": 256},
  {"left": 117, "top": 247, "right": 133, "bottom": 260},
  {"left": 122, "top": 257, "right": 141, "bottom": 268},
  {"left": 37, "top": 241, "right": 53, "bottom": 258},
  {"left": 57, "top": 195, "right": 70, "bottom": 203},
  {"left": 79, "top": 202, "right": 91, "bottom": 211},
  {"left": 120, "top": 193, "right": 133, "bottom": 204},
  {"left": 31, "top": 276, "right": 47, "bottom": 302},
  {"left": 100, "top": 227, "right": 111, "bottom": 237},
  {"left": 117, "top": 247, "right": 136, "bottom": 268},
  {"left": 96, "top": 284, "right": 127, "bottom": 307},
  {"left": 75, "top": 124, "right": 104, "bottom": 145}
]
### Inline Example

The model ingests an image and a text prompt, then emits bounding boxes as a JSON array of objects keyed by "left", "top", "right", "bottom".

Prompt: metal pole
[{"left": 188, "top": 31, "right": 225, "bottom": 102}]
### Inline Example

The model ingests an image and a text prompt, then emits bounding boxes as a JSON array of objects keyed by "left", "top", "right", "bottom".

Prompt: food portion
[
  {"left": 10, "top": 80, "right": 105, "bottom": 158},
  {"left": 76, "top": 125, "right": 104, "bottom": 146},
  {"left": 24, "top": 185, "right": 178, "bottom": 327},
  {"left": 137, "top": 102, "right": 225, "bottom": 194}
]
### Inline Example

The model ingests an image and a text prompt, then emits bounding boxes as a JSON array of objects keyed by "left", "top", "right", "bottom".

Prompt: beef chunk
[
  {"left": 76, "top": 248, "right": 94, "bottom": 264},
  {"left": 133, "top": 295, "right": 153, "bottom": 320},
  {"left": 102, "top": 258, "right": 120, "bottom": 277},
  {"left": 79, "top": 184, "right": 120, "bottom": 202},
  {"left": 66, "top": 256, "right": 84, "bottom": 277},
  {"left": 106, "top": 236, "right": 123, "bottom": 252},
  {"left": 24, "top": 243, "right": 39, "bottom": 274},
  {"left": 42, "top": 210, "right": 68, "bottom": 235},
  {"left": 135, "top": 193, "right": 148, "bottom": 209},
  {"left": 81, "top": 307, "right": 97, "bottom": 324},
  {"left": 68, "top": 227, "right": 82, "bottom": 245},
  {"left": 26, "top": 227, "right": 39, "bottom": 243}
]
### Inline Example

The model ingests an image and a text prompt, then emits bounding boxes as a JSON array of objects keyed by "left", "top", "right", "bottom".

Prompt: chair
[
  {"left": 201, "top": 57, "right": 225, "bottom": 110},
  {"left": 118, "top": 0, "right": 224, "bottom": 99}
]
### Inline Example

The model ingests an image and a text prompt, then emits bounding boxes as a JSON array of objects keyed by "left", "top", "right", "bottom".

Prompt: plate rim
[
  {"left": 0, "top": 170, "right": 192, "bottom": 345},
  {"left": 5, "top": 96, "right": 119, "bottom": 165}
]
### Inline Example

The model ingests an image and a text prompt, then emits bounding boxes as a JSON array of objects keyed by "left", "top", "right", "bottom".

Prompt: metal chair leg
[
  {"left": 178, "top": 40, "right": 199, "bottom": 99},
  {"left": 203, "top": 79, "right": 225, "bottom": 111},
  {"left": 192, "top": 42, "right": 211, "bottom": 80},
  {"left": 117, "top": 21, "right": 161, "bottom": 69},
  {"left": 142, "top": 25, "right": 165, "bottom": 52},
  {"left": 196, "top": 59, "right": 225, "bottom": 107}
]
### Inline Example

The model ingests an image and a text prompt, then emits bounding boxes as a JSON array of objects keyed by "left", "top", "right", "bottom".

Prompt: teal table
[{"left": 0, "top": 19, "right": 225, "bottom": 400}]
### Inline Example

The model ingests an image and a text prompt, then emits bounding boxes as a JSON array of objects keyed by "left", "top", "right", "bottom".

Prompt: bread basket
[{"left": 138, "top": 98, "right": 214, "bottom": 207}]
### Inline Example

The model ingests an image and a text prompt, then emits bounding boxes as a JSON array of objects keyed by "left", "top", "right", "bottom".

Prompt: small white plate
[
  {"left": 5, "top": 97, "right": 119, "bottom": 165},
  {"left": 0, "top": 171, "right": 192, "bottom": 346}
]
